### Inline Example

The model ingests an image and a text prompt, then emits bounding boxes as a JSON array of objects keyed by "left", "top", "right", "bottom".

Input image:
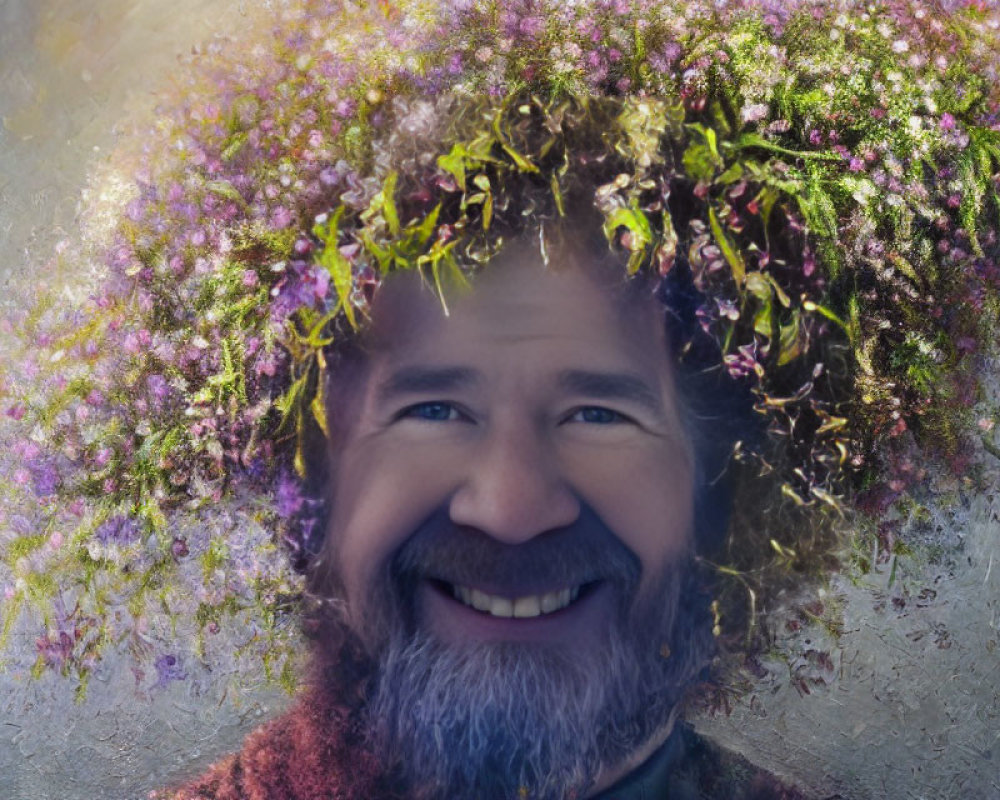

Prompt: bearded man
[
  {"left": 76, "top": 0, "right": 992, "bottom": 796},
  {"left": 2, "top": 0, "right": 996, "bottom": 797},
  {"left": 156, "top": 197, "right": 806, "bottom": 798}
]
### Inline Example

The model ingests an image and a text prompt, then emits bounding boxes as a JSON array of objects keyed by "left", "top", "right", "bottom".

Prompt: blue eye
[
  {"left": 569, "top": 406, "right": 627, "bottom": 424},
  {"left": 400, "top": 402, "right": 462, "bottom": 422}
]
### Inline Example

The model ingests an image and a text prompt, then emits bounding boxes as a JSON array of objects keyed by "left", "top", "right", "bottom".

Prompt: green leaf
[
  {"left": 802, "top": 299, "right": 849, "bottom": 335},
  {"left": 734, "top": 133, "right": 841, "bottom": 162},
  {"left": 416, "top": 239, "right": 463, "bottom": 316},
  {"left": 437, "top": 144, "right": 468, "bottom": 191},
  {"left": 888, "top": 252, "right": 923, "bottom": 286},
  {"left": 551, "top": 173, "right": 565, "bottom": 217},
  {"left": 777, "top": 312, "right": 803, "bottom": 366},
  {"left": 275, "top": 372, "right": 309, "bottom": 427},
  {"left": 379, "top": 172, "right": 401, "bottom": 236},
  {"left": 682, "top": 130, "right": 723, "bottom": 183},
  {"left": 411, "top": 203, "right": 441, "bottom": 248},
  {"left": 716, "top": 161, "right": 745, "bottom": 186},
  {"left": 493, "top": 110, "right": 539, "bottom": 174},
  {"left": 602, "top": 204, "right": 653, "bottom": 274},
  {"left": 204, "top": 180, "right": 248, "bottom": 209},
  {"left": 708, "top": 205, "right": 746, "bottom": 286},
  {"left": 311, "top": 352, "right": 329, "bottom": 438},
  {"left": 221, "top": 132, "right": 249, "bottom": 162},
  {"left": 314, "top": 207, "right": 357, "bottom": 328}
]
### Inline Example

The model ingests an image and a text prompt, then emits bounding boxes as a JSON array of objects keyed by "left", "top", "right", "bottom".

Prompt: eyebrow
[
  {"left": 375, "top": 365, "right": 666, "bottom": 418},
  {"left": 375, "top": 366, "right": 482, "bottom": 403},
  {"left": 556, "top": 369, "right": 665, "bottom": 418}
]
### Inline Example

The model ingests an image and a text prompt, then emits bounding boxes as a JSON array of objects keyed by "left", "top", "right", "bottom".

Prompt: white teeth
[
  {"left": 490, "top": 596, "right": 513, "bottom": 617},
  {"left": 450, "top": 584, "right": 583, "bottom": 618},
  {"left": 513, "top": 595, "right": 541, "bottom": 618},
  {"left": 540, "top": 591, "right": 562, "bottom": 613},
  {"left": 471, "top": 589, "right": 492, "bottom": 612}
]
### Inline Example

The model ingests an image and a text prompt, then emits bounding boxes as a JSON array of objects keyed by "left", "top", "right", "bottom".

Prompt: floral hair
[{"left": 1, "top": 0, "right": 998, "bottom": 692}]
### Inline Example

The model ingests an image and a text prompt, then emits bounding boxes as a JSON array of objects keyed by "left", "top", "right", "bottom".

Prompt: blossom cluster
[{"left": 1, "top": 0, "right": 998, "bottom": 688}]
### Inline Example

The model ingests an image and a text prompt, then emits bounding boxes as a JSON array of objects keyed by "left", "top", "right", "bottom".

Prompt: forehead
[{"left": 362, "top": 237, "right": 668, "bottom": 369}]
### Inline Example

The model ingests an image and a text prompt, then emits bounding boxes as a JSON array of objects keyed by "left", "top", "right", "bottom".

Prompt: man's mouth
[
  {"left": 424, "top": 579, "right": 604, "bottom": 620},
  {"left": 447, "top": 583, "right": 584, "bottom": 618},
  {"left": 418, "top": 577, "right": 614, "bottom": 643}
]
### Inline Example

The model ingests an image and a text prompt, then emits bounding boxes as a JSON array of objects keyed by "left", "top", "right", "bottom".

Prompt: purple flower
[
  {"left": 8, "top": 515, "right": 33, "bottom": 535},
  {"left": 147, "top": 374, "right": 170, "bottom": 404},
  {"left": 95, "top": 515, "right": 141, "bottom": 544},
  {"left": 270, "top": 206, "right": 293, "bottom": 229},
  {"left": 517, "top": 15, "right": 545, "bottom": 38},
  {"left": 171, "top": 537, "right": 190, "bottom": 559},
  {"left": 334, "top": 98, "right": 356, "bottom": 118},
  {"left": 154, "top": 653, "right": 187, "bottom": 687},
  {"left": 31, "top": 462, "right": 60, "bottom": 498},
  {"left": 275, "top": 473, "right": 304, "bottom": 518}
]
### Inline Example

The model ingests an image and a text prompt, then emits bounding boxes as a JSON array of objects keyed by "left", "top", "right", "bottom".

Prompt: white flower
[{"left": 741, "top": 103, "right": 769, "bottom": 124}]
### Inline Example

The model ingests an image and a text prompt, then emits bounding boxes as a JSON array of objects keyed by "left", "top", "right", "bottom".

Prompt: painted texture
[{"left": 1, "top": 2, "right": 999, "bottom": 799}]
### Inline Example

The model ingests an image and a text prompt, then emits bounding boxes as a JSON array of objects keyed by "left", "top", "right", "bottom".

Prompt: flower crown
[{"left": 1, "top": 0, "right": 998, "bottom": 691}]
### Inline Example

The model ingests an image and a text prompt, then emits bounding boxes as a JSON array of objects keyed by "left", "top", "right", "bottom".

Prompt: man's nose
[{"left": 447, "top": 424, "right": 581, "bottom": 544}]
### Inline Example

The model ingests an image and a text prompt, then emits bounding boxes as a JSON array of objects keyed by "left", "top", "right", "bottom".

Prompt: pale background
[{"left": 1, "top": 2, "right": 998, "bottom": 798}]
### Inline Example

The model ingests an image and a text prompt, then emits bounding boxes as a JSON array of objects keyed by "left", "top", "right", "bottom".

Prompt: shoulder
[
  {"left": 671, "top": 724, "right": 811, "bottom": 800},
  {"left": 149, "top": 690, "right": 384, "bottom": 800}
]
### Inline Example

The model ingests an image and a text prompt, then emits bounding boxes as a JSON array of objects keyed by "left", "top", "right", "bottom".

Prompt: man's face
[{"left": 320, "top": 237, "right": 706, "bottom": 798}]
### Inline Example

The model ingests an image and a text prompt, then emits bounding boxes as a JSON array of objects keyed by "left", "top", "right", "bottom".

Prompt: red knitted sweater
[{"left": 152, "top": 688, "right": 387, "bottom": 800}]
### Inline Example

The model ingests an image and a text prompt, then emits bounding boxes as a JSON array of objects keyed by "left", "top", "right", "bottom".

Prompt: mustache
[{"left": 389, "top": 503, "right": 642, "bottom": 597}]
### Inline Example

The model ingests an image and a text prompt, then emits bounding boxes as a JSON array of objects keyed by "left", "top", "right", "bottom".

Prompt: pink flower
[
  {"left": 741, "top": 103, "right": 769, "bottom": 124},
  {"left": 939, "top": 113, "right": 956, "bottom": 131},
  {"left": 518, "top": 16, "right": 545, "bottom": 38},
  {"left": 270, "top": 206, "right": 293, "bottom": 229}
]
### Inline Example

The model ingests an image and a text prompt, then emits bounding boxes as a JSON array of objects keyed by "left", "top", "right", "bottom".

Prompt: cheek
[
  {"left": 567, "top": 443, "right": 694, "bottom": 574},
  {"left": 325, "top": 440, "right": 466, "bottom": 613}
]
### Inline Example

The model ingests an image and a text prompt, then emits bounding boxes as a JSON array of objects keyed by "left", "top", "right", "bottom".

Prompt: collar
[{"left": 589, "top": 725, "right": 690, "bottom": 800}]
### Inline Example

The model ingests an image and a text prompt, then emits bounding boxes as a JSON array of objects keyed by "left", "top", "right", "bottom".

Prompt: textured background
[
  {"left": 0, "top": 4, "right": 295, "bottom": 799},
  {"left": 1, "top": 2, "right": 999, "bottom": 799}
]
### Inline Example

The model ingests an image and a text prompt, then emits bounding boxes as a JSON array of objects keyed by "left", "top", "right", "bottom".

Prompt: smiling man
[
  {"left": 314, "top": 233, "right": 711, "bottom": 798},
  {"left": 162, "top": 214, "right": 802, "bottom": 799},
  {"left": 149, "top": 9, "right": 835, "bottom": 798}
]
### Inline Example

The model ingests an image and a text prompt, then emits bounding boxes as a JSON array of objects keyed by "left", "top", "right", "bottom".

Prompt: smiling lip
[
  {"left": 448, "top": 583, "right": 583, "bottom": 618},
  {"left": 420, "top": 578, "right": 611, "bottom": 644}
]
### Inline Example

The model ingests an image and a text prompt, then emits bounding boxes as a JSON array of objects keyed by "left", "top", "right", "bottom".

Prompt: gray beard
[{"left": 363, "top": 560, "right": 713, "bottom": 800}]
